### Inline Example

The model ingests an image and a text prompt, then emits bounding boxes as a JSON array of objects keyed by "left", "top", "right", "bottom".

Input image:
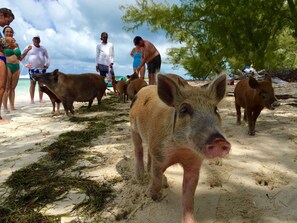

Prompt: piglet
[
  {"left": 234, "top": 74, "right": 279, "bottom": 135},
  {"left": 39, "top": 85, "right": 61, "bottom": 114},
  {"left": 129, "top": 73, "right": 231, "bottom": 223},
  {"left": 126, "top": 72, "right": 148, "bottom": 100}
]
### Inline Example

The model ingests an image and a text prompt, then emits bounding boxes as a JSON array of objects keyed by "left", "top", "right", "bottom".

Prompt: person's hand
[
  {"left": 44, "top": 65, "right": 49, "bottom": 69},
  {"left": 26, "top": 64, "right": 32, "bottom": 69},
  {"left": 109, "top": 63, "right": 113, "bottom": 68}
]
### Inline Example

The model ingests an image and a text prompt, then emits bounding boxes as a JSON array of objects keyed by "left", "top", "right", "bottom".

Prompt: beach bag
[{"left": 107, "top": 68, "right": 113, "bottom": 82}]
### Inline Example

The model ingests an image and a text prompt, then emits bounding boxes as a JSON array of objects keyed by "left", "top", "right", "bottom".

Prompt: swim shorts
[
  {"left": 29, "top": 68, "right": 47, "bottom": 81},
  {"left": 147, "top": 54, "right": 161, "bottom": 74}
]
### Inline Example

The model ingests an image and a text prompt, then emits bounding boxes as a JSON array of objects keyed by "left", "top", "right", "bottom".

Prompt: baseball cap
[{"left": 33, "top": 34, "right": 40, "bottom": 39}]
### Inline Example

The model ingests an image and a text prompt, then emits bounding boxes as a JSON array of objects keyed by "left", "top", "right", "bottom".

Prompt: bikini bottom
[
  {"left": 7, "top": 63, "right": 20, "bottom": 74},
  {"left": 0, "top": 56, "right": 6, "bottom": 64}
]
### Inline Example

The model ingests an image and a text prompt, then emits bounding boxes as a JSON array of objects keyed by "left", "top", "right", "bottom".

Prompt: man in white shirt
[
  {"left": 22, "top": 35, "right": 50, "bottom": 104},
  {"left": 96, "top": 32, "right": 117, "bottom": 95}
]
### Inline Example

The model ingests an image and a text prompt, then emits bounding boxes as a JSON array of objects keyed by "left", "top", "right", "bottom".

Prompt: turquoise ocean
[{"left": 15, "top": 78, "right": 51, "bottom": 107}]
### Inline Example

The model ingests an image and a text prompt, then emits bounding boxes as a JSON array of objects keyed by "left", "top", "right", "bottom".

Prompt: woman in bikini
[
  {"left": 2, "top": 26, "right": 31, "bottom": 112},
  {"left": 0, "top": 8, "right": 14, "bottom": 123}
]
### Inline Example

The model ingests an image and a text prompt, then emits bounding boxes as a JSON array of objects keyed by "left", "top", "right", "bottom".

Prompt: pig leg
[
  {"left": 67, "top": 101, "right": 75, "bottom": 114},
  {"left": 51, "top": 100, "right": 55, "bottom": 113},
  {"left": 62, "top": 102, "right": 69, "bottom": 116},
  {"left": 56, "top": 102, "right": 60, "bottom": 114},
  {"left": 249, "top": 109, "right": 261, "bottom": 136},
  {"left": 182, "top": 165, "right": 200, "bottom": 223},
  {"left": 96, "top": 93, "right": 104, "bottom": 109},
  {"left": 132, "top": 130, "right": 145, "bottom": 180},
  {"left": 235, "top": 102, "right": 241, "bottom": 125},
  {"left": 149, "top": 160, "right": 164, "bottom": 201},
  {"left": 147, "top": 152, "right": 151, "bottom": 173},
  {"left": 88, "top": 100, "right": 93, "bottom": 109},
  {"left": 243, "top": 110, "right": 247, "bottom": 122},
  {"left": 65, "top": 99, "right": 74, "bottom": 115},
  {"left": 246, "top": 108, "right": 256, "bottom": 135}
]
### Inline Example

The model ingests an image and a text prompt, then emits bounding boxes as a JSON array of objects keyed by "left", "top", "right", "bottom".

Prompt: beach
[{"left": 0, "top": 80, "right": 297, "bottom": 223}]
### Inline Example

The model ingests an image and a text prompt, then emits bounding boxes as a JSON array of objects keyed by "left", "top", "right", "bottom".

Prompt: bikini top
[{"left": 4, "top": 47, "right": 21, "bottom": 57}]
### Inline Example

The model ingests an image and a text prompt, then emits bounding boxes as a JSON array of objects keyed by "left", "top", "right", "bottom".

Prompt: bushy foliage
[{"left": 121, "top": 0, "right": 297, "bottom": 78}]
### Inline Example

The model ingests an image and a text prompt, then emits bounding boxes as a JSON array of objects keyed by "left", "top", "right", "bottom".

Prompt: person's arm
[
  {"left": 20, "top": 45, "right": 32, "bottom": 68},
  {"left": 96, "top": 44, "right": 100, "bottom": 72},
  {"left": 43, "top": 47, "right": 50, "bottom": 69},
  {"left": 137, "top": 49, "right": 147, "bottom": 71},
  {"left": 130, "top": 48, "right": 135, "bottom": 57},
  {"left": 19, "top": 45, "right": 32, "bottom": 61},
  {"left": 109, "top": 43, "right": 114, "bottom": 67}
]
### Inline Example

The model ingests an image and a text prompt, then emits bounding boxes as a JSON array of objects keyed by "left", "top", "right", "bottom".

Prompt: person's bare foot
[
  {"left": 30, "top": 100, "right": 35, "bottom": 104},
  {"left": 4, "top": 109, "right": 10, "bottom": 113},
  {"left": 0, "top": 117, "right": 10, "bottom": 125}
]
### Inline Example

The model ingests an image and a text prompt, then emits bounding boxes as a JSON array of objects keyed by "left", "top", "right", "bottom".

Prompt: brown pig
[
  {"left": 32, "top": 69, "right": 107, "bottom": 115},
  {"left": 234, "top": 74, "right": 279, "bottom": 135},
  {"left": 126, "top": 73, "right": 148, "bottom": 100},
  {"left": 116, "top": 79, "right": 128, "bottom": 103},
  {"left": 39, "top": 85, "right": 61, "bottom": 114},
  {"left": 129, "top": 73, "right": 231, "bottom": 223}
]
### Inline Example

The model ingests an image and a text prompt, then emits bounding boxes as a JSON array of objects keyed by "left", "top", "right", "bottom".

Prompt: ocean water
[{"left": 15, "top": 78, "right": 50, "bottom": 106}]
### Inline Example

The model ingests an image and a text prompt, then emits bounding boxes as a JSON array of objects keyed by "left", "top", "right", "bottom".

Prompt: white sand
[{"left": 0, "top": 82, "right": 297, "bottom": 223}]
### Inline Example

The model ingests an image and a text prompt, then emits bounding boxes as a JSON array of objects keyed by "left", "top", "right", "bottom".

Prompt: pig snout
[{"left": 204, "top": 133, "right": 231, "bottom": 158}]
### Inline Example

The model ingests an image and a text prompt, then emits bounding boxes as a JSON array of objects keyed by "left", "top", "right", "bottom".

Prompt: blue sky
[{"left": 2, "top": 0, "right": 187, "bottom": 78}]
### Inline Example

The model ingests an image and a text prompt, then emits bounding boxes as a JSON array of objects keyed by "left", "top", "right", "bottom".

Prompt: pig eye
[
  {"left": 179, "top": 103, "right": 193, "bottom": 117},
  {"left": 259, "top": 92, "right": 266, "bottom": 99}
]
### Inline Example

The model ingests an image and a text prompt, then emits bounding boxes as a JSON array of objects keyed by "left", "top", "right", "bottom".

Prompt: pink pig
[{"left": 129, "top": 73, "right": 231, "bottom": 223}]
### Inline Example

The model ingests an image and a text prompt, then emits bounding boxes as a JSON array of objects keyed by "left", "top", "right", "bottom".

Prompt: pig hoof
[
  {"left": 149, "top": 187, "right": 162, "bottom": 201},
  {"left": 248, "top": 131, "right": 255, "bottom": 136},
  {"left": 150, "top": 191, "right": 162, "bottom": 201}
]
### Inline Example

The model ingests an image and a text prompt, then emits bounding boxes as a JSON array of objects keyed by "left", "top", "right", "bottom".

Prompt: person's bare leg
[
  {"left": 139, "top": 66, "right": 145, "bottom": 80},
  {"left": 3, "top": 68, "right": 12, "bottom": 113},
  {"left": 0, "top": 60, "right": 9, "bottom": 124},
  {"left": 38, "top": 81, "right": 43, "bottom": 103},
  {"left": 10, "top": 69, "right": 20, "bottom": 110},
  {"left": 148, "top": 72, "right": 156, "bottom": 85},
  {"left": 30, "top": 80, "right": 36, "bottom": 104}
]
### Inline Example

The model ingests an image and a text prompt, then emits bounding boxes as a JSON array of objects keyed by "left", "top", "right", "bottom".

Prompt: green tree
[{"left": 121, "top": 0, "right": 297, "bottom": 78}]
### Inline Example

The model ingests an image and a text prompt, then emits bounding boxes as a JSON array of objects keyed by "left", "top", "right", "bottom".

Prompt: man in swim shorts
[
  {"left": 22, "top": 35, "right": 50, "bottom": 104},
  {"left": 133, "top": 36, "right": 161, "bottom": 85}
]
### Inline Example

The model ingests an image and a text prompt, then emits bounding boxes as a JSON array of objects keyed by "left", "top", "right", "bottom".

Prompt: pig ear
[
  {"left": 53, "top": 69, "right": 59, "bottom": 75},
  {"left": 158, "top": 74, "right": 180, "bottom": 107},
  {"left": 249, "top": 76, "right": 259, "bottom": 89},
  {"left": 207, "top": 73, "right": 227, "bottom": 102}
]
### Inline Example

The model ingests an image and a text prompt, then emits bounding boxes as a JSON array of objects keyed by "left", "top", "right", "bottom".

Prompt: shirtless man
[{"left": 134, "top": 36, "right": 161, "bottom": 85}]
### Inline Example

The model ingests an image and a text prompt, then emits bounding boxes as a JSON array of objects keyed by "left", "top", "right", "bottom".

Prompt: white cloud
[{"left": 2, "top": 0, "right": 187, "bottom": 78}]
